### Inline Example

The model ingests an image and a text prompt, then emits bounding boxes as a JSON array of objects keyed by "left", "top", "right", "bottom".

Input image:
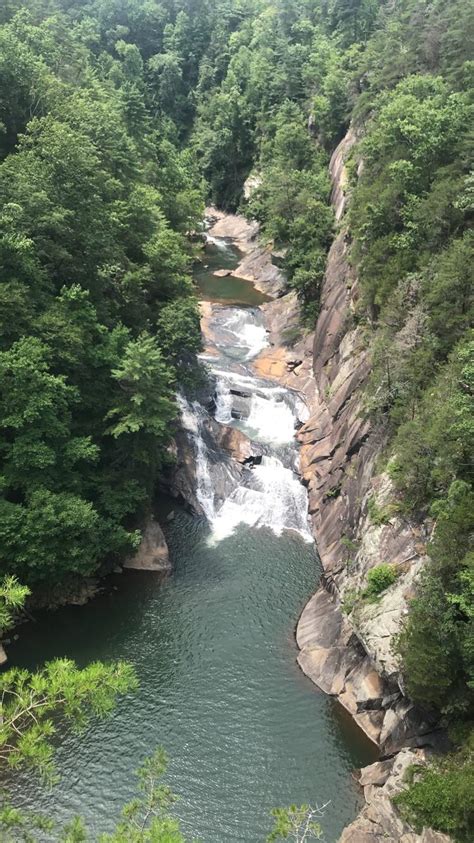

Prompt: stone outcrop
[
  {"left": 340, "top": 749, "right": 452, "bottom": 843},
  {"left": 124, "top": 518, "right": 171, "bottom": 571}
]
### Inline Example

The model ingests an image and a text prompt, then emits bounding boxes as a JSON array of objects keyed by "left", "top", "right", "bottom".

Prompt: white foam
[
  {"left": 217, "top": 310, "right": 269, "bottom": 360},
  {"left": 207, "top": 456, "right": 313, "bottom": 545},
  {"left": 245, "top": 393, "right": 296, "bottom": 445}
]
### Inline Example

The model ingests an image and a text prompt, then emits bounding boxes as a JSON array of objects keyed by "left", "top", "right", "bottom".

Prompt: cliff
[{"left": 253, "top": 130, "right": 449, "bottom": 842}]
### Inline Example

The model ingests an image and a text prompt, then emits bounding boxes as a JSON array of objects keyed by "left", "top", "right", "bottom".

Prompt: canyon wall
[{"left": 255, "top": 131, "right": 450, "bottom": 842}]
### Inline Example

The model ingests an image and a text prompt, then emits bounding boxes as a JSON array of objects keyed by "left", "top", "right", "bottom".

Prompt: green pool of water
[
  {"left": 193, "top": 240, "right": 270, "bottom": 306},
  {"left": 7, "top": 511, "right": 377, "bottom": 841}
]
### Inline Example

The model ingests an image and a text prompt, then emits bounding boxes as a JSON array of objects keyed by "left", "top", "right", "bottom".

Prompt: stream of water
[{"left": 6, "top": 231, "right": 377, "bottom": 841}]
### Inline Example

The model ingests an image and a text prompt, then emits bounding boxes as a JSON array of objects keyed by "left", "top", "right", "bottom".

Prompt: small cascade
[
  {"left": 208, "top": 456, "right": 313, "bottom": 544},
  {"left": 245, "top": 392, "right": 296, "bottom": 445},
  {"left": 178, "top": 228, "right": 314, "bottom": 546},
  {"left": 214, "top": 379, "right": 233, "bottom": 424},
  {"left": 205, "top": 233, "right": 234, "bottom": 252},
  {"left": 209, "top": 308, "right": 269, "bottom": 360},
  {"left": 177, "top": 393, "right": 235, "bottom": 521}
]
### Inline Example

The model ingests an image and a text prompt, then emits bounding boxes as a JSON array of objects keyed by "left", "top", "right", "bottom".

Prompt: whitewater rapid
[{"left": 179, "top": 235, "right": 313, "bottom": 545}]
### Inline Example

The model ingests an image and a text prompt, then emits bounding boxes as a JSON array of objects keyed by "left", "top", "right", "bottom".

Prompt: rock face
[
  {"left": 250, "top": 130, "right": 450, "bottom": 842},
  {"left": 124, "top": 518, "right": 171, "bottom": 571},
  {"left": 340, "top": 749, "right": 452, "bottom": 843}
]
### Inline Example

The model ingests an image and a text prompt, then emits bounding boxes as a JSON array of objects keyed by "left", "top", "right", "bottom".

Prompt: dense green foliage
[
  {"left": 0, "top": 0, "right": 472, "bottom": 838},
  {"left": 0, "top": 0, "right": 204, "bottom": 587},
  {"left": 362, "top": 563, "right": 398, "bottom": 601},
  {"left": 395, "top": 742, "right": 474, "bottom": 842},
  {"left": 344, "top": 2, "right": 473, "bottom": 734}
]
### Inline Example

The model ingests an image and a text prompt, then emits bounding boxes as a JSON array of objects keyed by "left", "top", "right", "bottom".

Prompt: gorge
[
  {"left": 7, "top": 217, "right": 380, "bottom": 842},
  {"left": 0, "top": 1, "right": 472, "bottom": 840}
]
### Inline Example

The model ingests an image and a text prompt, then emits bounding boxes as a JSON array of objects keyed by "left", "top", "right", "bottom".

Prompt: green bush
[
  {"left": 395, "top": 747, "right": 474, "bottom": 842},
  {"left": 362, "top": 564, "right": 398, "bottom": 601}
]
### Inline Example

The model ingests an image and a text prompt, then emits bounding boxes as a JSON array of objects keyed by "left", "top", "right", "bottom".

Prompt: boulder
[
  {"left": 124, "top": 519, "right": 171, "bottom": 572},
  {"left": 213, "top": 423, "right": 260, "bottom": 463},
  {"left": 359, "top": 758, "right": 394, "bottom": 787},
  {"left": 0, "top": 643, "right": 7, "bottom": 665}
]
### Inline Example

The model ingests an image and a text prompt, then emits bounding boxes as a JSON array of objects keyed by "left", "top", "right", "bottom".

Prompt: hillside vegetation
[{"left": 0, "top": 0, "right": 472, "bottom": 838}]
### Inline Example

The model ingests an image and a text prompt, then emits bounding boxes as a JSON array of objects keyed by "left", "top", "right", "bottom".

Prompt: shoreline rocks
[{"left": 123, "top": 518, "right": 171, "bottom": 572}]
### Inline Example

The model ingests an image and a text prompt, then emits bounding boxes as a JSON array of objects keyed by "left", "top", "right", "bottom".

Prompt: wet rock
[
  {"left": 124, "top": 518, "right": 171, "bottom": 572},
  {"left": 212, "top": 422, "right": 261, "bottom": 464},
  {"left": 68, "top": 578, "right": 100, "bottom": 605},
  {"left": 213, "top": 268, "right": 232, "bottom": 277},
  {"left": 0, "top": 643, "right": 7, "bottom": 665}
]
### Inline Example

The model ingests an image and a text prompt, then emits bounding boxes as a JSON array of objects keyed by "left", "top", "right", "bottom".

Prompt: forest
[{"left": 0, "top": 0, "right": 472, "bottom": 840}]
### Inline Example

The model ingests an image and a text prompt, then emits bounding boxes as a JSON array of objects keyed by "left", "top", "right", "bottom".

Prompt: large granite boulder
[{"left": 124, "top": 519, "right": 171, "bottom": 572}]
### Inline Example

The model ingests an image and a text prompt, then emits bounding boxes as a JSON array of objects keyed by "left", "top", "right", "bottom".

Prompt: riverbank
[{"left": 201, "top": 161, "right": 450, "bottom": 841}]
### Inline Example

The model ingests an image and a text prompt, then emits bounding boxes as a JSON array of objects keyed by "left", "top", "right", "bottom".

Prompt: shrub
[
  {"left": 341, "top": 587, "right": 358, "bottom": 615},
  {"left": 362, "top": 563, "right": 398, "bottom": 601},
  {"left": 395, "top": 746, "right": 474, "bottom": 842}
]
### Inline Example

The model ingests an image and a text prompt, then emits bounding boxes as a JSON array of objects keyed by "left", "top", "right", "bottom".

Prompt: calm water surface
[
  {"left": 193, "top": 239, "right": 270, "bottom": 306},
  {"left": 9, "top": 513, "right": 376, "bottom": 841}
]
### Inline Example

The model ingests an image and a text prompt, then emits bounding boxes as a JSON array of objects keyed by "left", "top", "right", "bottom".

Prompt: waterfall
[
  {"left": 177, "top": 393, "right": 219, "bottom": 521},
  {"left": 178, "top": 232, "right": 313, "bottom": 547},
  {"left": 214, "top": 379, "right": 233, "bottom": 424},
  {"left": 178, "top": 387, "right": 313, "bottom": 544},
  {"left": 177, "top": 376, "right": 313, "bottom": 545},
  {"left": 208, "top": 456, "right": 313, "bottom": 544}
]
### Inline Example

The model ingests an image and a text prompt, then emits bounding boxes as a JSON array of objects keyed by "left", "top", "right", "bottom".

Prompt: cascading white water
[
  {"left": 178, "top": 389, "right": 313, "bottom": 543},
  {"left": 179, "top": 230, "right": 314, "bottom": 546},
  {"left": 177, "top": 393, "right": 217, "bottom": 520},
  {"left": 245, "top": 393, "right": 296, "bottom": 445},
  {"left": 214, "top": 379, "right": 233, "bottom": 424},
  {"left": 208, "top": 456, "right": 313, "bottom": 544},
  {"left": 209, "top": 309, "right": 269, "bottom": 360},
  {"left": 205, "top": 233, "right": 233, "bottom": 251}
]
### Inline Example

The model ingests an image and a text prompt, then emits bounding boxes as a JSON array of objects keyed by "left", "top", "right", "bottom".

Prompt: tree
[
  {"left": 267, "top": 804, "right": 326, "bottom": 842},
  {"left": 0, "top": 575, "right": 29, "bottom": 632},
  {"left": 0, "top": 658, "right": 138, "bottom": 781},
  {"left": 107, "top": 334, "right": 176, "bottom": 441}
]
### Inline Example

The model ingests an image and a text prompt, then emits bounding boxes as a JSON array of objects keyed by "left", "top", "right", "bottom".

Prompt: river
[{"left": 6, "top": 229, "right": 377, "bottom": 841}]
